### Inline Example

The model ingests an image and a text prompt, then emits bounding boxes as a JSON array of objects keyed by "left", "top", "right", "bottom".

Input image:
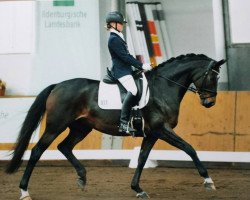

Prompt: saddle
[
  {"left": 98, "top": 68, "right": 150, "bottom": 137},
  {"left": 103, "top": 68, "right": 144, "bottom": 102}
]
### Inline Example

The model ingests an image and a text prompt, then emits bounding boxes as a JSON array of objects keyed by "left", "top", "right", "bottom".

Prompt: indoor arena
[{"left": 0, "top": 0, "right": 250, "bottom": 199}]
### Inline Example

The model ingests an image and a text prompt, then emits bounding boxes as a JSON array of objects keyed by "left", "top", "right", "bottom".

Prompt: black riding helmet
[{"left": 106, "top": 11, "right": 127, "bottom": 24}]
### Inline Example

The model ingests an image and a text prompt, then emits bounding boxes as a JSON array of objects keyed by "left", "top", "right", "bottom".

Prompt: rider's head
[{"left": 106, "top": 11, "right": 127, "bottom": 32}]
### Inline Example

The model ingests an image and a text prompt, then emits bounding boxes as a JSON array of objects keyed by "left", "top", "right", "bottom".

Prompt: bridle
[
  {"left": 194, "top": 61, "right": 219, "bottom": 99},
  {"left": 155, "top": 61, "right": 220, "bottom": 99}
]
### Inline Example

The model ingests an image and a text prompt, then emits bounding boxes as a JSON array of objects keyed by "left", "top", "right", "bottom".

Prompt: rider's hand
[{"left": 142, "top": 63, "right": 153, "bottom": 71}]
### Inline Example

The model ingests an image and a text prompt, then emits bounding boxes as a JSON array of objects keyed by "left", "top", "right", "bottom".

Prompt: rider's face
[
  {"left": 110, "top": 22, "right": 124, "bottom": 32},
  {"left": 116, "top": 23, "right": 124, "bottom": 32}
]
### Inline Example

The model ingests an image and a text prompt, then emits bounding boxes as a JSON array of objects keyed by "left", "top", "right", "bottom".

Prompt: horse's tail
[{"left": 5, "top": 84, "right": 56, "bottom": 174}]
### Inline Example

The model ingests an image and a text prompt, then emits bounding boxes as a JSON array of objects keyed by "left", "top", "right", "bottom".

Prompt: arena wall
[{"left": 1, "top": 91, "right": 249, "bottom": 153}]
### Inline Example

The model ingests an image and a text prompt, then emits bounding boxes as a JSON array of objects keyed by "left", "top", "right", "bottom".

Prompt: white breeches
[{"left": 118, "top": 75, "right": 138, "bottom": 96}]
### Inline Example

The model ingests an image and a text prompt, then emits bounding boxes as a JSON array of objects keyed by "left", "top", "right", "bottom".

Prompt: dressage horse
[{"left": 6, "top": 54, "right": 225, "bottom": 199}]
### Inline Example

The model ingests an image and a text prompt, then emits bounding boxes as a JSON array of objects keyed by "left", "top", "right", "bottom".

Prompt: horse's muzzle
[{"left": 201, "top": 97, "right": 216, "bottom": 108}]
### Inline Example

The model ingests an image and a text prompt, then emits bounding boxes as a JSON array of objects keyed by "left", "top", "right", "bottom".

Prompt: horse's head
[{"left": 192, "top": 59, "right": 226, "bottom": 108}]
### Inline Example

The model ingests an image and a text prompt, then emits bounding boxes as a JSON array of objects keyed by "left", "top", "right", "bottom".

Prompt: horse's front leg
[
  {"left": 155, "top": 124, "right": 216, "bottom": 190},
  {"left": 131, "top": 134, "right": 158, "bottom": 198}
]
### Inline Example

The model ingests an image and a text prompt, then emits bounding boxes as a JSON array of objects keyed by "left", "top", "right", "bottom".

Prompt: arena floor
[{"left": 1, "top": 165, "right": 250, "bottom": 200}]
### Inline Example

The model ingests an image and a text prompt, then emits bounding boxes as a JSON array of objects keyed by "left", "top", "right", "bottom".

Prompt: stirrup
[{"left": 118, "top": 123, "right": 136, "bottom": 134}]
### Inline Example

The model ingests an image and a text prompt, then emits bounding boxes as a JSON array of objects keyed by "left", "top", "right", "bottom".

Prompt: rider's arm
[{"left": 109, "top": 37, "right": 143, "bottom": 70}]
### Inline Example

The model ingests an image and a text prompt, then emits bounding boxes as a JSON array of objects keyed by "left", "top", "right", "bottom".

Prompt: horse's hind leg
[
  {"left": 155, "top": 124, "right": 216, "bottom": 190},
  {"left": 19, "top": 122, "right": 67, "bottom": 199},
  {"left": 57, "top": 119, "right": 92, "bottom": 190}
]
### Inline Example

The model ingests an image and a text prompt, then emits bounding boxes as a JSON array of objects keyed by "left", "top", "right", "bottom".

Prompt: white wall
[
  {"left": 163, "top": 0, "right": 227, "bottom": 87},
  {"left": 228, "top": 0, "right": 250, "bottom": 44},
  {"left": 161, "top": 0, "right": 215, "bottom": 58},
  {"left": 0, "top": 97, "right": 39, "bottom": 143},
  {"left": 0, "top": 1, "right": 35, "bottom": 95},
  {"left": 99, "top": 0, "right": 113, "bottom": 79},
  {"left": 0, "top": 1, "right": 34, "bottom": 54},
  {"left": 0, "top": 0, "right": 103, "bottom": 96},
  {"left": 126, "top": 0, "right": 228, "bottom": 88},
  {"left": 212, "top": 0, "right": 227, "bottom": 85},
  {"left": 129, "top": 0, "right": 216, "bottom": 57},
  {"left": 29, "top": 0, "right": 101, "bottom": 94},
  {"left": 0, "top": 55, "right": 34, "bottom": 95},
  {"left": 0, "top": 0, "right": 229, "bottom": 95}
]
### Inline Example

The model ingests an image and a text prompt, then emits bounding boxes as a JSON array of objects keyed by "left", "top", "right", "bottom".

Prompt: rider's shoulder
[{"left": 109, "top": 34, "right": 121, "bottom": 44}]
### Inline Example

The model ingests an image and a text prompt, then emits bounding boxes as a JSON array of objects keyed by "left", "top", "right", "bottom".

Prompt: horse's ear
[{"left": 215, "top": 59, "right": 226, "bottom": 67}]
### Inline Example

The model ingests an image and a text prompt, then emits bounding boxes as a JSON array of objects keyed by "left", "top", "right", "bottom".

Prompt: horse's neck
[
  {"left": 171, "top": 69, "right": 192, "bottom": 101},
  {"left": 148, "top": 66, "right": 192, "bottom": 105}
]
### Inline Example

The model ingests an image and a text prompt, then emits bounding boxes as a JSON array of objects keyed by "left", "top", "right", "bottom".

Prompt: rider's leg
[{"left": 118, "top": 75, "right": 137, "bottom": 133}]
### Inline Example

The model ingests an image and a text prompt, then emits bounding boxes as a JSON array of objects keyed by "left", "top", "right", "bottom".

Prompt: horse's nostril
[
  {"left": 204, "top": 101, "right": 215, "bottom": 108},
  {"left": 209, "top": 102, "right": 215, "bottom": 107}
]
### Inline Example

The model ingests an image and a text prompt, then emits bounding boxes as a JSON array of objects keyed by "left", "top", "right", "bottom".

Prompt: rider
[{"left": 106, "top": 11, "right": 152, "bottom": 134}]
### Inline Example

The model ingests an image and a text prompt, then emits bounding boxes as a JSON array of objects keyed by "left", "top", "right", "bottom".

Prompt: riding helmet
[{"left": 106, "top": 11, "right": 127, "bottom": 24}]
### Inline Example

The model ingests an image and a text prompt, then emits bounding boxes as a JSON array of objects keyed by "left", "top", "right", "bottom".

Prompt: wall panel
[
  {"left": 235, "top": 92, "right": 250, "bottom": 151},
  {"left": 1, "top": 92, "right": 249, "bottom": 152},
  {"left": 123, "top": 92, "right": 236, "bottom": 151}
]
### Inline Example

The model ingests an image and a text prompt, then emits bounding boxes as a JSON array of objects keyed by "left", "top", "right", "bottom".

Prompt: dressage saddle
[{"left": 103, "top": 68, "right": 144, "bottom": 103}]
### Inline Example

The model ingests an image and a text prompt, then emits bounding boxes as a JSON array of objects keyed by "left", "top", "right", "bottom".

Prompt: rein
[
  {"left": 157, "top": 75, "right": 201, "bottom": 94},
  {"left": 156, "top": 74, "right": 198, "bottom": 93}
]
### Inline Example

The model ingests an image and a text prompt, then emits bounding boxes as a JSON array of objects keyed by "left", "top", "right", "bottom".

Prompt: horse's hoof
[
  {"left": 136, "top": 191, "right": 150, "bottom": 199},
  {"left": 204, "top": 182, "right": 216, "bottom": 190},
  {"left": 204, "top": 177, "right": 216, "bottom": 191},
  {"left": 20, "top": 196, "right": 32, "bottom": 200},
  {"left": 20, "top": 189, "right": 32, "bottom": 200},
  {"left": 77, "top": 178, "right": 86, "bottom": 190}
]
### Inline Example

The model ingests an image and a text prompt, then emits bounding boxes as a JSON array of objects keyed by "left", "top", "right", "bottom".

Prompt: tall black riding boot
[{"left": 119, "top": 92, "right": 137, "bottom": 134}]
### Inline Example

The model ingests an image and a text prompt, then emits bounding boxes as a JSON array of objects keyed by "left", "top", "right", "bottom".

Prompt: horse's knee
[
  {"left": 57, "top": 142, "right": 69, "bottom": 153},
  {"left": 58, "top": 136, "right": 81, "bottom": 153}
]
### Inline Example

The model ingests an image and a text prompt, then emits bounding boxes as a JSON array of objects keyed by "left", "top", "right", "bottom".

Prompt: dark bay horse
[{"left": 6, "top": 54, "right": 225, "bottom": 199}]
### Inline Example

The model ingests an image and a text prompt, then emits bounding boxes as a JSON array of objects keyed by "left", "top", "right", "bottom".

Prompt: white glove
[{"left": 142, "top": 63, "right": 152, "bottom": 71}]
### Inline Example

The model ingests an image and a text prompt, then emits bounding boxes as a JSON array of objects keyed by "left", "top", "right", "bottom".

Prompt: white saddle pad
[{"left": 98, "top": 74, "right": 150, "bottom": 110}]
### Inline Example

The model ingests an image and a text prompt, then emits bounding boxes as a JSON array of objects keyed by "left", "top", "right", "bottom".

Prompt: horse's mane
[{"left": 156, "top": 53, "right": 211, "bottom": 69}]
